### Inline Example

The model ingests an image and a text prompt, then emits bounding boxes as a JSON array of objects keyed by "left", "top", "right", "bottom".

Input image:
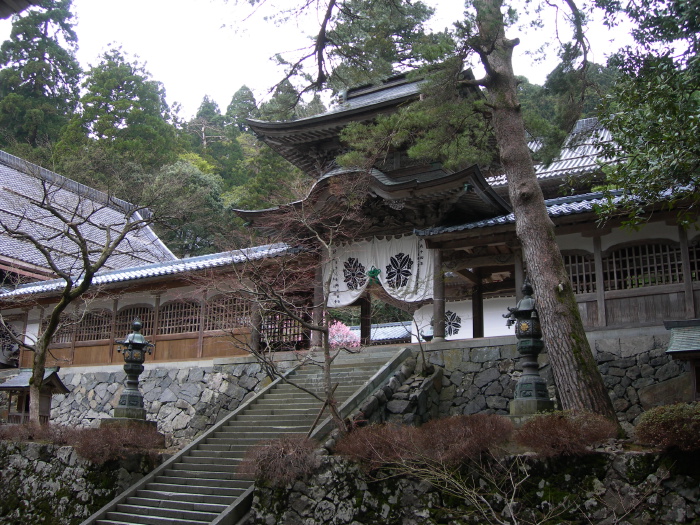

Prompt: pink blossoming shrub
[{"left": 328, "top": 320, "right": 361, "bottom": 349}]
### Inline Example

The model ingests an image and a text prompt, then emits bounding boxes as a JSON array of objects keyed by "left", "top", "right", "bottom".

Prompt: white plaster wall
[
  {"left": 556, "top": 232, "right": 594, "bottom": 252},
  {"left": 601, "top": 221, "right": 679, "bottom": 251},
  {"left": 412, "top": 297, "right": 514, "bottom": 342}
]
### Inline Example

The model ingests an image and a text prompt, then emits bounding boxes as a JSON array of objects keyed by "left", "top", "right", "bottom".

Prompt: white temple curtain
[
  {"left": 325, "top": 236, "right": 434, "bottom": 307},
  {"left": 325, "top": 240, "right": 373, "bottom": 307}
]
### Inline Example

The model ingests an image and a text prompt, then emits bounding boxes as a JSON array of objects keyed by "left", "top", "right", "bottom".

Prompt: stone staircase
[{"left": 81, "top": 347, "right": 412, "bottom": 525}]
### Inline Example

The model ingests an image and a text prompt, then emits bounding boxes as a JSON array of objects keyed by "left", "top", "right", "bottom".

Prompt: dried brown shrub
[
  {"left": 336, "top": 414, "right": 514, "bottom": 471},
  {"left": 238, "top": 435, "right": 318, "bottom": 487},
  {"left": 419, "top": 414, "right": 514, "bottom": 465},
  {"left": 515, "top": 410, "right": 618, "bottom": 458},
  {"left": 634, "top": 402, "right": 700, "bottom": 452},
  {"left": 0, "top": 422, "right": 163, "bottom": 464},
  {"left": 67, "top": 423, "right": 164, "bottom": 464},
  {"left": 335, "top": 423, "right": 420, "bottom": 472}
]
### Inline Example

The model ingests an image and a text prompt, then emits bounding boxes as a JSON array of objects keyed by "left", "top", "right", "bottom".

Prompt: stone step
[
  {"left": 148, "top": 480, "right": 248, "bottom": 496},
  {"left": 104, "top": 511, "right": 210, "bottom": 525},
  {"left": 239, "top": 406, "right": 322, "bottom": 416},
  {"left": 189, "top": 446, "right": 250, "bottom": 463},
  {"left": 192, "top": 444, "right": 252, "bottom": 455},
  {"left": 262, "top": 387, "right": 360, "bottom": 399},
  {"left": 125, "top": 497, "right": 227, "bottom": 515},
  {"left": 195, "top": 443, "right": 255, "bottom": 453},
  {"left": 231, "top": 414, "right": 316, "bottom": 425},
  {"left": 163, "top": 468, "right": 241, "bottom": 481},
  {"left": 135, "top": 489, "right": 235, "bottom": 507},
  {"left": 211, "top": 428, "right": 309, "bottom": 439},
  {"left": 155, "top": 474, "right": 250, "bottom": 487},
  {"left": 180, "top": 455, "right": 243, "bottom": 466},
  {"left": 84, "top": 349, "right": 403, "bottom": 525},
  {"left": 115, "top": 503, "right": 219, "bottom": 522},
  {"left": 203, "top": 436, "right": 299, "bottom": 447},
  {"left": 249, "top": 398, "right": 324, "bottom": 407}
]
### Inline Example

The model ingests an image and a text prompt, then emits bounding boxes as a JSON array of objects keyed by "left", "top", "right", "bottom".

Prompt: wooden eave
[
  {"left": 247, "top": 94, "right": 418, "bottom": 177},
  {"left": 236, "top": 164, "right": 511, "bottom": 237}
]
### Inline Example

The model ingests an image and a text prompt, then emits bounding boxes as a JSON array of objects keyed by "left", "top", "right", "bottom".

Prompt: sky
[{"left": 0, "top": 0, "right": 632, "bottom": 121}]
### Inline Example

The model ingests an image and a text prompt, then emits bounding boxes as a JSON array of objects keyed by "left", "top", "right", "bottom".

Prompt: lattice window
[
  {"left": 75, "top": 310, "right": 113, "bottom": 342},
  {"left": 41, "top": 313, "right": 76, "bottom": 344},
  {"left": 563, "top": 252, "right": 596, "bottom": 294},
  {"left": 260, "top": 311, "right": 308, "bottom": 351},
  {"left": 158, "top": 300, "right": 201, "bottom": 335},
  {"left": 602, "top": 243, "right": 684, "bottom": 291},
  {"left": 690, "top": 241, "right": 700, "bottom": 282},
  {"left": 205, "top": 295, "right": 250, "bottom": 331},
  {"left": 115, "top": 306, "right": 155, "bottom": 338}
]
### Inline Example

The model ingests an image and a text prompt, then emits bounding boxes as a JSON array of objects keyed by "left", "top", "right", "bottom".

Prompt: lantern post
[
  {"left": 113, "top": 318, "right": 153, "bottom": 420},
  {"left": 504, "top": 280, "right": 555, "bottom": 416}
]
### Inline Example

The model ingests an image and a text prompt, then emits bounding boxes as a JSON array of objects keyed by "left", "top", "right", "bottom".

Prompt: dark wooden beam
[
  {"left": 679, "top": 225, "right": 697, "bottom": 318},
  {"left": 433, "top": 250, "right": 445, "bottom": 340},
  {"left": 360, "top": 295, "right": 371, "bottom": 345},
  {"left": 472, "top": 268, "right": 484, "bottom": 338}
]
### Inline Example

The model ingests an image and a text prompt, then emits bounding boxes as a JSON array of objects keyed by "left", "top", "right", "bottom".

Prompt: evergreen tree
[
  {"left": 226, "top": 85, "right": 259, "bottom": 132},
  {"left": 153, "top": 159, "right": 229, "bottom": 256},
  {"left": 0, "top": 0, "right": 81, "bottom": 148},
  {"left": 58, "top": 47, "right": 178, "bottom": 171},
  {"left": 596, "top": 0, "right": 700, "bottom": 224},
  {"left": 185, "top": 95, "right": 246, "bottom": 191}
]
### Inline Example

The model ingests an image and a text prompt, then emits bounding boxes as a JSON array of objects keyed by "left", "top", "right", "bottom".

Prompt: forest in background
[{"left": 0, "top": 0, "right": 696, "bottom": 257}]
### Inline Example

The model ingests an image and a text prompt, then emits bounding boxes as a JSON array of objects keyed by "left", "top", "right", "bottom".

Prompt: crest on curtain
[{"left": 325, "top": 236, "right": 434, "bottom": 307}]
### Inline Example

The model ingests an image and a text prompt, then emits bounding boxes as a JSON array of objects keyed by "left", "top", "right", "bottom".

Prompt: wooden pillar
[
  {"left": 250, "top": 301, "right": 262, "bottom": 353},
  {"left": 19, "top": 309, "right": 29, "bottom": 369},
  {"left": 359, "top": 295, "right": 371, "bottom": 345},
  {"left": 69, "top": 307, "right": 77, "bottom": 366},
  {"left": 152, "top": 295, "right": 161, "bottom": 361},
  {"left": 433, "top": 249, "right": 445, "bottom": 341},
  {"left": 108, "top": 298, "right": 118, "bottom": 364},
  {"left": 311, "top": 265, "right": 324, "bottom": 349},
  {"left": 196, "top": 297, "right": 206, "bottom": 358},
  {"left": 593, "top": 236, "right": 607, "bottom": 327},
  {"left": 472, "top": 268, "right": 484, "bottom": 338},
  {"left": 679, "top": 225, "right": 696, "bottom": 318},
  {"left": 514, "top": 249, "right": 525, "bottom": 301}
]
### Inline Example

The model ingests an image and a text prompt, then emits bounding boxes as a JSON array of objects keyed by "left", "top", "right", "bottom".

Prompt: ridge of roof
[
  {"left": 415, "top": 190, "right": 621, "bottom": 237},
  {"left": 0, "top": 150, "right": 149, "bottom": 218},
  {"left": 0, "top": 243, "right": 292, "bottom": 299}
]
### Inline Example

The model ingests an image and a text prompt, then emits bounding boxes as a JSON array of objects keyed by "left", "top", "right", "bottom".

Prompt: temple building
[{"left": 0, "top": 73, "right": 698, "bottom": 398}]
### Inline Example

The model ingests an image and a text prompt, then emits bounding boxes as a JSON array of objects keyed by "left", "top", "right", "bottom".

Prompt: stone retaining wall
[
  {"left": 421, "top": 328, "right": 691, "bottom": 433},
  {"left": 0, "top": 441, "right": 160, "bottom": 525},
  {"left": 49, "top": 359, "right": 295, "bottom": 447},
  {"left": 251, "top": 451, "right": 700, "bottom": 524},
  {"left": 4, "top": 328, "right": 691, "bottom": 443}
]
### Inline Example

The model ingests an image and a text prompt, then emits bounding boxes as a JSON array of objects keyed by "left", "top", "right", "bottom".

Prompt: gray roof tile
[
  {"left": 416, "top": 191, "right": 620, "bottom": 236},
  {"left": 0, "top": 243, "right": 291, "bottom": 298},
  {"left": 0, "top": 150, "right": 175, "bottom": 275},
  {"left": 349, "top": 321, "right": 412, "bottom": 342}
]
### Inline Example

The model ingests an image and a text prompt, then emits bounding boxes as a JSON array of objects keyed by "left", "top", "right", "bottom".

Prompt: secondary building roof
[
  {"left": 415, "top": 190, "right": 621, "bottom": 238},
  {"left": 0, "top": 150, "right": 176, "bottom": 281},
  {"left": 0, "top": 243, "right": 292, "bottom": 299},
  {"left": 0, "top": 367, "right": 68, "bottom": 394},
  {"left": 0, "top": 0, "right": 37, "bottom": 18}
]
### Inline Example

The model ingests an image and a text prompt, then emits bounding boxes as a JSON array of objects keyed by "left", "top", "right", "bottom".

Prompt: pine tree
[{"left": 0, "top": 0, "right": 81, "bottom": 148}]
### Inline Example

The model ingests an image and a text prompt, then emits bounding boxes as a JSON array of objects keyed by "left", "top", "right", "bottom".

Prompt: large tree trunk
[
  {"left": 29, "top": 339, "right": 48, "bottom": 423},
  {"left": 475, "top": 0, "right": 617, "bottom": 420}
]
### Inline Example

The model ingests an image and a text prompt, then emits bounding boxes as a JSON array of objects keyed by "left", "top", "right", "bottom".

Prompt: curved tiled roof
[
  {"left": 487, "top": 118, "right": 614, "bottom": 187},
  {"left": 0, "top": 150, "right": 176, "bottom": 276},
  {"left": 0, "top": 244, "right": 291, "bottom": 298},
  {"left": 415, "top": 191, "right": 622, "bottom": 237}
]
